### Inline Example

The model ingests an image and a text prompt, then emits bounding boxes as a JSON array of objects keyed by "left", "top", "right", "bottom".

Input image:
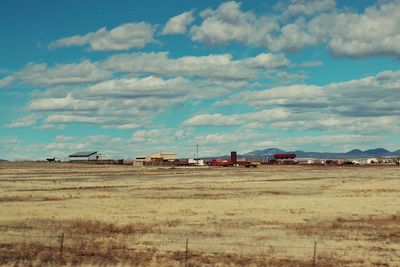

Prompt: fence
[{"left": 0, "top": 225, "right": 398, "bottom": 266}]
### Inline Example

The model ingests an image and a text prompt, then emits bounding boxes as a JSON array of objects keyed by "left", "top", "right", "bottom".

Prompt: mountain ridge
[{"left": 244, "top": 148, "right": 400, "bottom": 159}]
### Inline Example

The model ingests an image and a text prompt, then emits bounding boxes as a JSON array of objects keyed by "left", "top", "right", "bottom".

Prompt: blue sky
[{"left": 1, "top": 0, "right": 400, "bottom": 160}]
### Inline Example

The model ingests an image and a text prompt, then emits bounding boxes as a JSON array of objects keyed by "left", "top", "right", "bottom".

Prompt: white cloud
[
  {"left": 298, "top": 60, "right": 323, "bottom": 67},
  {"left": 28, "top": 93, "right": 99, "bottom": 111},
  {"left": 45, "top": 114, "right": 103, "bottom": 125},
  {"left": 49, "top": 22, "right": 156, "bottom": 51},
  {"left": 5, "top": 115, "right": 36, "bottom": 128},
  {"left": 104, "top": 123, "right": 141, "bottom": 129},
  {"left": 268, "top": 18, "right": 319, "bottom": 51},
  {"left": 191, "top": 0, "right": 400, "bottom": 57},
  {"left": 237, "top": 84, "right": 325, "bottom": 107},
  {"left": 162, "top": 11, "right": 195, "bottom": 35},
  {"left": 242, "top": 53, "right": 290, "bottom": 69},
  {"left": 87, "top": 76, "right": 188, "bottom": 98},
  {"left": 0, "top": 76, "right": 15, "bottom": 88},
  {"left": 130, "top": 129, "right": 174, "bottom": 144},
  {"left": 182, "top": 108, "right": 290, "bottom": 127},
  {"left": 4, "top": 51, "right": 289, "bottom": 90},
  {"left": 55, "top": 135, "right": 73, "bottom": 142},
  {"left": 103, "top": 51, "right": 290, "bottom": 80},
  {"left": 190, "top": 1, "right": 319, "bottom": 51},
  {"left": 34, "top": 124, "right": 65, "bottom": 130},
  {"left": 205, "top": 70, "right": 400, "bottom": 133},
  {"left": 15, "top": 60, "right": 109, "bottom": 86},
  {"left": 320, "top": 1, "right": 400, "bottom": 58},
  {"left": 280, "top": 0, "right": 336, "bottom": 18},
  {"left": 191, "top": 1, "right": 277, "bottom": 46},
  {"left": 197, "top": 132, "right": 261, "bottom": 145},
  {"left": 28, "top": 74, "right": 242, "bottom": 129},
  {"left": 183, "top": 113, "right": 241, "bottom": 127}
]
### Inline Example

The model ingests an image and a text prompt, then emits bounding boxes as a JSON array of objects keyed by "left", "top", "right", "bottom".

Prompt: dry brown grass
[
  {"left": 0, "top": 195, "right": 66, "bottom": 202},
  {"left": 65, "top": 219, "right": 158, "bottom": 235},
  {"left": 0, "top": 242, "right": 349, "bottom": 267},
  {"left": 289, "top": 215, "right": 400, "bottom": 242},
  {"left": 0, "top": 162, "right": 399, "bottom": 266}
]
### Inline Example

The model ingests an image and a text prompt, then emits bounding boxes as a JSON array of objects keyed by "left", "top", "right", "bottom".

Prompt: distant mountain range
[{"left": 244, "top": 148, "right": 400, "bottom": 159}]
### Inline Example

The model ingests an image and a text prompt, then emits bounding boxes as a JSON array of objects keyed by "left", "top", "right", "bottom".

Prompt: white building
[{"left": 188, "top": 158, "right": 205, "bottom": 166}]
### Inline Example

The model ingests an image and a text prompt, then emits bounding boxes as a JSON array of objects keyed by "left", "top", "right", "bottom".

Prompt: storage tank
[{"left": 231, "top": 151, "right": 237, "bottom": 163}]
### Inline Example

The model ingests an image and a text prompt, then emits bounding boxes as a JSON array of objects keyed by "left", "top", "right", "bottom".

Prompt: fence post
[
  {"left": 312, "top": 241, "right": 317, "bottom": 267},
  {"left": 59, "top": 232, "right": 64, "bottom": 261},
  {"left": 185, "top": 238, "right": 189, "bottom": 267}
]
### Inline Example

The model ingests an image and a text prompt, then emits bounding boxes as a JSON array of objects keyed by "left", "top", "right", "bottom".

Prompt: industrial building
[
  {"left": 271, "top": 153, "right": 297, "bottom": 164},
  {"left": 68, "top": 151, "right": 101, "bottom": 161},
  {"left": 134, "top": 152, "right": 178, "bottom": 166},
  {"left": 209, "top": 151, "right": 258, "bottom": 167},
  {"left": 188, "top": 158, "right": 205, "bottom": 166}
]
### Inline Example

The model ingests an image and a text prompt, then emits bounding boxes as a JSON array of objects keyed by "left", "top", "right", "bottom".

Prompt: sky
[{"left": 0, "top": 0, "right": 400, "bottom": 160}]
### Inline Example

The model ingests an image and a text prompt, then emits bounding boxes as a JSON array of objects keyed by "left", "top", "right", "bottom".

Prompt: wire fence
[{"left": 0, "top": 224, "right": 399, "bottom": 266}]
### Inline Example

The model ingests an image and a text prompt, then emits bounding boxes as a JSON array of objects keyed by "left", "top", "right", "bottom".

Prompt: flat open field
[{"left": 0, "top": 162, "right": 399, "bottom": 266}]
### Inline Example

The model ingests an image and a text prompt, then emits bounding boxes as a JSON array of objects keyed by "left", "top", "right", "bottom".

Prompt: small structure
[
  {"left": 149, "top": 152, "right": 177, "bottom": 161},
  {"left": 273, "top": 154, "right": 296, "bottom": 160},
  {"left": 210, "top": 151, "right": 258, "bottom": 167},
  {"left": 46, "top": 157, "right": 60, "bottom": 162},
  {"left": 68, "top": 151, "right": 100, "bottom": 161},
  {"left": 188, "top": 158, "right": 205, "bottom": 166},
  {"left": 134, "top": 152, "right": 178, "bottom": 166},
  {"left": 272, "top": 153, "right": 297, "bottom": 164}
]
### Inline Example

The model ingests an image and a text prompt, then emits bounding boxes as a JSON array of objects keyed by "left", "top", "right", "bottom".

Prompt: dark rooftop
[{"left": 68, "top": 151, "right": 98, "bottom": 157}]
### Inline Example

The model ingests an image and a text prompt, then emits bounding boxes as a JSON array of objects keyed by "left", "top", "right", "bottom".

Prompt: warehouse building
[
  {"left": 134, "top": 152, "right": 177, "bottom": 166},
  {"left": 68, "top": 151, "right": 101, "bottom": 161}
]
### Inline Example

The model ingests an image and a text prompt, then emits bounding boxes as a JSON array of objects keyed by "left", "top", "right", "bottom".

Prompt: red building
[{"left": 273, "top": 153, "right": 296, "bottom": 160}]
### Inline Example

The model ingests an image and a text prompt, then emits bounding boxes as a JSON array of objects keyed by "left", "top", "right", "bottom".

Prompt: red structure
[
  {"left": 230, "top": 151, "right": 237, "bottom": 163},
  {"left": 209, "top": 151, "right": 257, "bottom": 167},
  {"left": 273, "top": 153, "right": 296, "bottom": 159}
]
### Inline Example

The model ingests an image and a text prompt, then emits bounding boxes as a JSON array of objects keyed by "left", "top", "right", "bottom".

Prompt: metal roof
[
  {"left": 69, "top": 151, "right": 98, "bottom": 157},
  {"left": 149, "top": 152, "right": 177, "bottom": 160}
]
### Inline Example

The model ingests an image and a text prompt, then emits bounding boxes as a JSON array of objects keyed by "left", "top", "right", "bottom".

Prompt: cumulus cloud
[
  {"left": 190, "top": 1, "right": 320, "bottom": 51},
  {"left": 280, "top": 0, "right": 336, "bottom": 18},
  {"left": 203, "top": 70, "right": 400, "bottom": 133},
  {"left": 44, "top": 114, "right": 104, "bottom": 125},
  {"left": 0, "top": 76, "right": 15, "bottom": 88},
  {"left": 13, "top": 60, "right": 109, "bottom": 86},
  {"left": 49, "top": 22, "right": 156, "bottom": 51},
  {"left": 130, "top": 128, "right": 175, "bottom": 145},
  {"left": 319, "top": 1, "right": 400, "bottom": 58},
  {"left": 104, "top": 123, "right": 141, "bottom": 129},
  {"left": 190, "top": 0, "right": 400, "bottom": 57},
  {"left": 183, "top": 114, "right": 242, "bottom": 127},
  {"left": 191, "top": 1, "right": 277, "bottom": 46},
  {"left": 28, "top": 93, "right": 99, "bottom": 111},
  {"left": 26, "top": 73, "right": 247, "bottom": 129},
  {"left": 5, "top": 115, "right": 36, "bottom": 128},
  {"left": 182, "top": 108, "right": 290, "bottom": 127},
  {"left": 298, "top": 60, "right": 323, "bottom": 67},
  {"left": 162, "top": 11, "right": 195, "bottom": 35},
  {"left": 54, "top": 135, "right": 73, "bottom": 142},
  {"left": 87, "top": 76, "right": 188, "bottom": 98},
  {"left": 103, "top": 51, "right": 290, "bottom": 80},
  {"left": 5, "top": 51, "right": 287, "bottom": 88}
]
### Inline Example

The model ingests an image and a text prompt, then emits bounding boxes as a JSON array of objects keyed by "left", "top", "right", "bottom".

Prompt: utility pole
[
  {"left": 312, "top": 241, "right": 317, "bottom": 267},
  {"left": 185, "top": 238, "right": 189, "bottom": 267},
  {"left": 196, "top": 144, "right": 199, "bottom": 166},
  {"left": 59, "top": 232, "right": 64, "bottom": 261}
]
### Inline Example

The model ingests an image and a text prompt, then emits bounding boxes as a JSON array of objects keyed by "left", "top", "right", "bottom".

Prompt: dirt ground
[{"left": 0, "top": 162, "right": 399, "bottom": 266}]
